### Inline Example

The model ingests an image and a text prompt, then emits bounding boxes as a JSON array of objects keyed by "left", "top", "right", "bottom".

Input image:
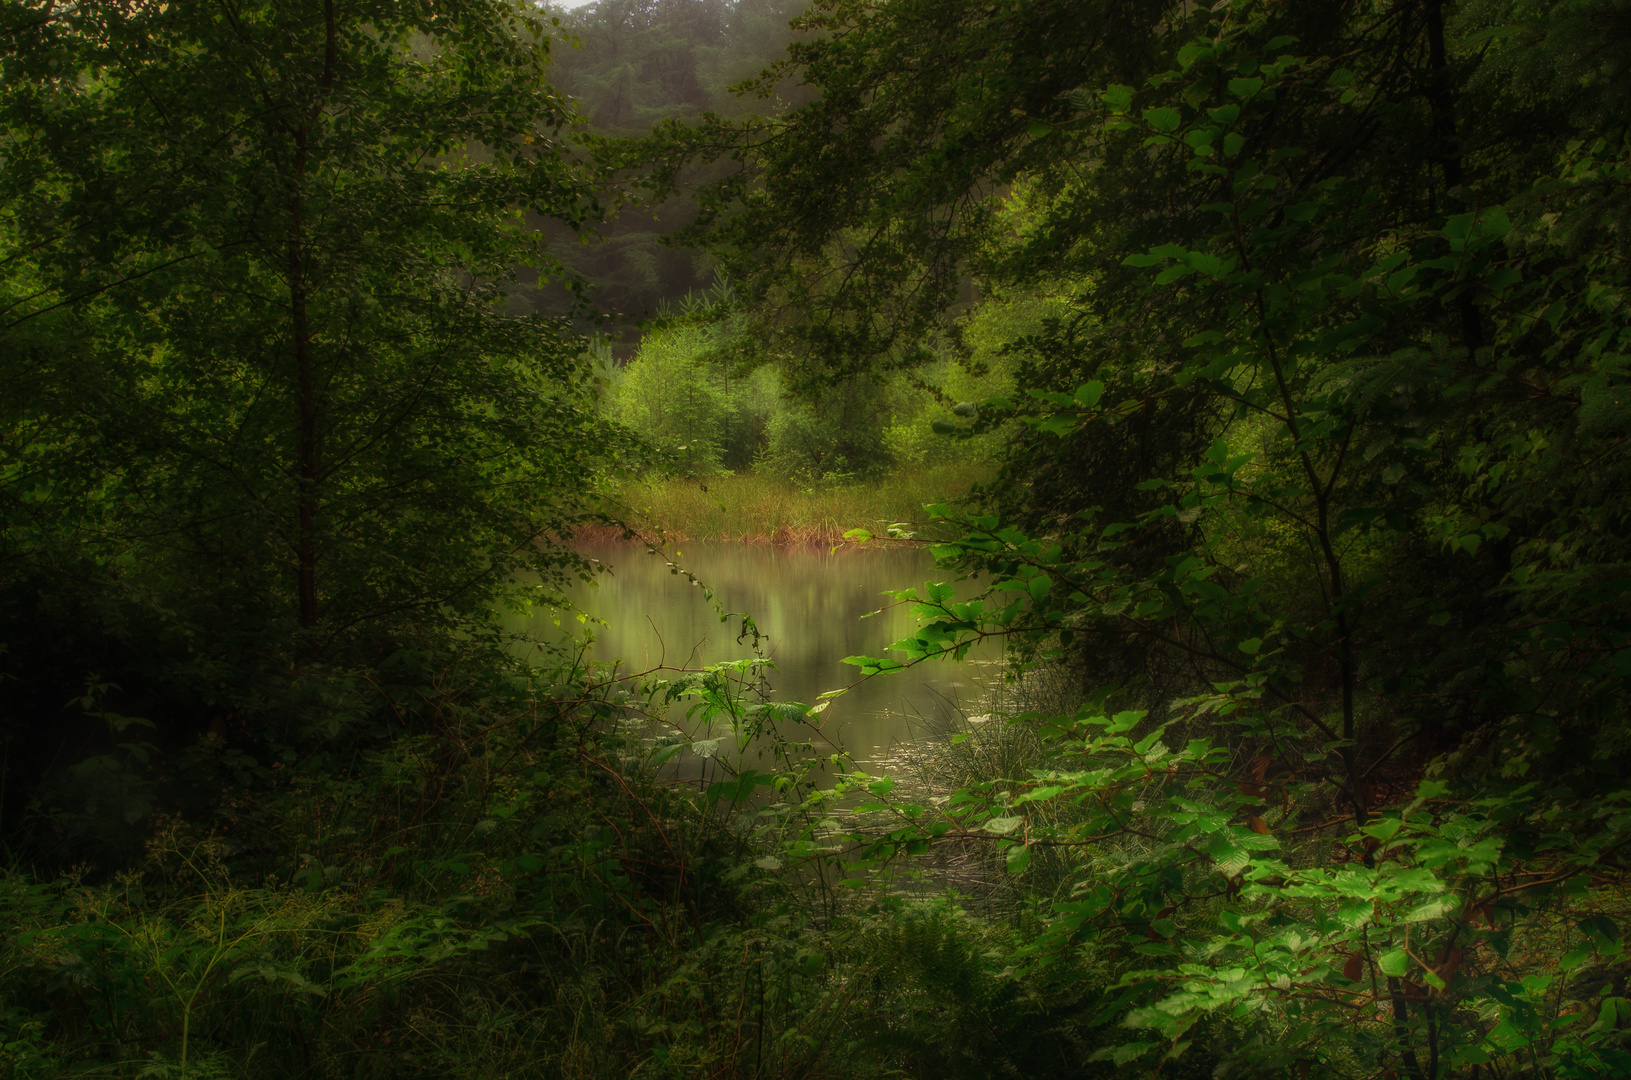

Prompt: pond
[{"left": 518, "top": 540, "right": 999, "bottom": 777}]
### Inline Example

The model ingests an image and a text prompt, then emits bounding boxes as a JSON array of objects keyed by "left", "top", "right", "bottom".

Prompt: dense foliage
[
  {"left": 610, "top": 317, "right": 993, "bottom": 482},
  {"left": 0, "top": 3, "right": 1073, "bottom": 1078},
  {"left": 0, "top": 0, "right": 626, "bottom": 670},
  {"left": 8, "top": 0, "right": 1631, "bottom": 1078},
  {"left": 666, "top": 0, "right": 1631, "bottom": 1077}
]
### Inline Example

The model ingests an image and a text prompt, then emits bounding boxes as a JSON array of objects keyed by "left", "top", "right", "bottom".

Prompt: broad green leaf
[
  {"left": 1559, "top": 943, "right": 1593, "bottom": 971},
  {"left": 1073, "top": 381, "right": 1105, "bottom": 407},
  {"left": 1143, "top": 107, "right": 1182, "bottom": 132},
  {"left": 1209, "top": 835, "right": 1250, "bottom": 876},
  {"left": 1443, "top": 212, "right": 1476, "bottom": 242},
  {"left": 1176, "top": 42, "right": 1212, "bottom": 69},
  {"left": 1361, "top": 818, "right": 1402, "bottom": 843},
  {"left": 1100, "top": 84, "right": 1134, "bottom": 113}
]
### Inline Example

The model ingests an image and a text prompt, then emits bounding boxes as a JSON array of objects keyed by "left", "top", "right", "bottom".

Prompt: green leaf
[
  {"left": 1361, "top": 818, "right": 1403, "bottom": 843},
  {"left": 1443, "top": 212, "right": 1476, "bottom": 242},
  {"left": 984, "top": 816, "right": 1024, "bottom": 835},
  {"left": 1596, "top": 998, "right": 1630, "bottom": 1031},
  {"left": 1227, "top": 77, "right": 1264, "bottom": 98},
  {"left": 1480, "top": 207, "right": 1511, "bottom": 238},
  {"left": 1143, "top": 107, "right": 1182, "bottom": 132},
  {"left": 1185, "top": 250, "right": 1224, "bottom": 276},
  {"left": 1209, "top": 835, "right": 1250, "bottom": 876},
  {"left": 1377, "top": 949, "right": 1410, "bottom": 977},
  {"left": 842, "top": 654, "right": 905, "bottom": 674},
  {"left": 1036, "top": 414, "right": 1078, "bottom": 437},
  {"left": 1100, "top": 84, "right": 1134, "bottom": 113},
  {"left": 1006, "top": 844, "right": 1031, "bottom": 873},
  {"left": 1404, "top": 901, "right": 1447, "bottom": 923},
  {"left": 1447, "top": 1046, "right": 1491, "bottom": 1067},
  {"left": 1176, "top": 42, "right": 1212, "bottom": 69},
  {"left": 1560, "top": 943, "right": 1594, "bottom": 971},
  {"left": 1073, "top": 381, "right": 1105, "bottom": 407}
]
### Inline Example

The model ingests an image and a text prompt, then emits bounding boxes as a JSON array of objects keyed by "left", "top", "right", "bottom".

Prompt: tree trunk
[
  {"left": 1422, "top": 0, "right": 1483, "bottom": 354},
  {"left": 289, "top": 0, "right": 338, "bottom": 634},
  {"left": 290, "top": 163, "right": 318, "bottom": 631}
]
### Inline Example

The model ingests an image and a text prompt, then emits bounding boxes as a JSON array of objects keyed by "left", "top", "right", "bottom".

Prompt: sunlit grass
[{"left": 590, "top": 463, "right": 995, "bottom": 543}]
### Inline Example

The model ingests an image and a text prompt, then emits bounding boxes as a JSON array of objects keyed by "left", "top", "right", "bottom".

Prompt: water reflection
[{"left": 520, "top": 540, "right": 997, "bottom": 773}]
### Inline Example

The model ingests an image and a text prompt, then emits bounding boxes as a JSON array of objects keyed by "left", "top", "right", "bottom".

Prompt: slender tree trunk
[
  {"left": 290, "top": 165, "right": 318, "bottom": 631},
  {"left": 1422, "top": 0, "right": 1483, "bottom": 354},
  {"left": 1387, "top": 976, "right": 1430, "bottom": 1080},
  {"left": 289, "top": 1, "right": 338, "bottom": 634}
]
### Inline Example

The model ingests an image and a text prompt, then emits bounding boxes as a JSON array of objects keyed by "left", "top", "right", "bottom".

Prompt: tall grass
[{"left": 591, "top": 463, "right": 993, "bottom": 544}]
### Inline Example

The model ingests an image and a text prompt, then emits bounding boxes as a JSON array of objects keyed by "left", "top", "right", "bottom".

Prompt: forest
[{"left": 0, "top": 0, "right": 1628, "bottom": 1078}]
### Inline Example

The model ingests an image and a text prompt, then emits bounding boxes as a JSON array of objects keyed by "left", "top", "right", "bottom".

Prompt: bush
[
  {"left": 0, "top": 649, "right": 863, "bottom": 1080},
  {"left": 612, "top": 325, "right": 779, "bottom": 474},
  {"left": 760, "top": 377, "right": 897, "bottom": 482}
]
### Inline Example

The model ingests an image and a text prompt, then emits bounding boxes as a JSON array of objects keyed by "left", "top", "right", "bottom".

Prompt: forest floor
[{"left": 581, "top": 462, "right": 993, "bottom": 544}]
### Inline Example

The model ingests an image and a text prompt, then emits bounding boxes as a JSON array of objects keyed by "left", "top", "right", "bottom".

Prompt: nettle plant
[{"left": 806, "top": 18, "right": 1631, "bottom": 1080}]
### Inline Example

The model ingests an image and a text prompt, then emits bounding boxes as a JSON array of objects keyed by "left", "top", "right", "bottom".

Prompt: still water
[{"left": 521, "top": 541, "right": 997, "bottom": 773}]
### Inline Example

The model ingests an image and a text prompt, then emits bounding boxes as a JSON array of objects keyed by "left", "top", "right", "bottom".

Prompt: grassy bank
[{"left": 589, "top": 463, "right": 993, "bottom": 544}]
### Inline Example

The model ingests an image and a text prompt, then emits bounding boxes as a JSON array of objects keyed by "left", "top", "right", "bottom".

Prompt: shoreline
[
  {"left": 571, "top": 521, "right": 923, "bottom": 547},
  {"left": 578, "top": 464, "right": 993, "bottom": 548}
]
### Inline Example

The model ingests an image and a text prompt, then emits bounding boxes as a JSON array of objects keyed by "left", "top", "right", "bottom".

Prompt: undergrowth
[
  {"left": 0, "top": 643, "right": 1115, "bottom": 1080},
  {"left": 0, "top": 651, "right": 826, "bottom": 1079}
]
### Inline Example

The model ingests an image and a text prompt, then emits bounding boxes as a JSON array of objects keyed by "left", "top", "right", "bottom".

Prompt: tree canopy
[{"left": 0, "top": 0, "right": 633, "bottom": 783}]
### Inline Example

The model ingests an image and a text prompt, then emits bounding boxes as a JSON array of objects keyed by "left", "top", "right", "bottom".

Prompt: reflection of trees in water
[{"left": 534, "top": 540, "right": 999, "bottom": 773}]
